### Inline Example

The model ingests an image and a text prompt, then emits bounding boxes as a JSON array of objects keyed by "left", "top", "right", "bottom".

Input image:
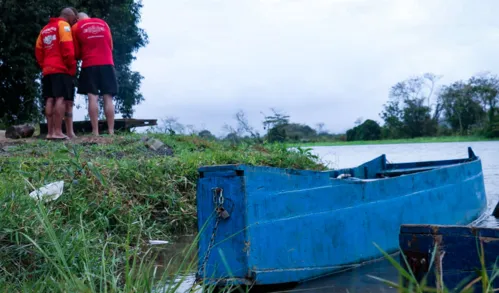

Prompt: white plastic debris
[
  {"left": 148, "top": 240, "right": 169, "bottom": 245},
  {"left": 336, "top": 173, "right": 351, "bottom": 179},
  {"left": 144, "top": 138, "right": 164, "bottom": 151},
  {"left": 29, "top": 181, "right": 64, "bottom": 202}
]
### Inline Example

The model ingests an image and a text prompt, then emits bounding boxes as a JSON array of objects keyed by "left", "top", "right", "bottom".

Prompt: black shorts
[
  {"left": 42, "top": 73, "right": 74, "bottom": 102},
  {"left": 77, "top": 65, "right": 118, "bottom": 96}
]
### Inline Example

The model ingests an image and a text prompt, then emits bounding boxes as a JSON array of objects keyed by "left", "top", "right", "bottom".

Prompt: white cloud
[{"left": 72, "top": 0, "right": 499, "bottom": 135}]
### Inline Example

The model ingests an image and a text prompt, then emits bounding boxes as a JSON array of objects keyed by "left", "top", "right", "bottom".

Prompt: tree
[
  {"left": 315, "top": 122, "right": 327, "bottom": 135},
  {"left": 346, "top": 119, "right": 381, "bottom": 141},
  {"left": 402, "top": 99, "right": 435, "bottom": 138},
  {"left": 159, "top": 117, "right": 185, "bottom": 134},
  {"left": 235, "top": 110, "right": 260, "bottom": 140},
  {"left": 0, "top": 0, "right": 48, "bottom": 125},
  {"left": 468, "top": 73, "right": 499, "bottom": 126},
  {"left": 439, "top": 81, "right": 485, "bottom": 134},
  {"left": 379, "top": 100, "right": 405, "bottom": 138},
  {"left": 198, "top": 130, "right": 216, "bottom": 140},
  {"left": 262, "top": 108, "right": 290, "bottom": 132},
  {"left": 380, "top": 73, "right": 441, "bottom": 138},
  {"left": 261, "top": 108, "right": 290, "bottom": 142},
  {"left": 0, "top": 0, "right": 148, "bottom": 126},
  {"left": 185, "top": 124, "right": 196, "bottom": 135}
]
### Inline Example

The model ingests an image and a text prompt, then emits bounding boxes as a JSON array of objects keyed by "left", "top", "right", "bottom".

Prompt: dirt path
[{"left": 0, "top": 130, "right": 117, "bottom": 147}]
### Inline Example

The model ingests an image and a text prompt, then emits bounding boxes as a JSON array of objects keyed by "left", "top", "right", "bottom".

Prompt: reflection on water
[
  {"left": 163, "top": 142, "right": 499, "bottom": 292},
  {"left": 152, "top": 235, "right": 196, "bottom": 276}
]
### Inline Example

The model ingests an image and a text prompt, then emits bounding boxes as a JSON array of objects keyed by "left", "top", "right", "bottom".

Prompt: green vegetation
[
  {"left": 290, "top": 135, "right": 499, "bottom": 147},
  {"left": 0, "top": 134, "right": 324, "bottom": 291},
  {"left": 370, "top": 243, "right": 499, "bottom": 293},
  {"left": 347, "top": 72, "right": 499, "bottom": 143},
  {"left": 346, "top": 119, "right": 382, "bottom": 141}
]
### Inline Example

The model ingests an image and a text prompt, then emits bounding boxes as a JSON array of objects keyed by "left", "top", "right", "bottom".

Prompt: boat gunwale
[
  {"left": 198, "top": 148, "right": 480, "bottom": 175},
  {"left": 197, "top": 155, "right": 481, "bottom": 184}
]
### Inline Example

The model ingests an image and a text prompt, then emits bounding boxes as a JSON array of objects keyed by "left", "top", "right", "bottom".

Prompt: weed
[{"left": 0, "top": 134, "right": 325, "bottom": 290}]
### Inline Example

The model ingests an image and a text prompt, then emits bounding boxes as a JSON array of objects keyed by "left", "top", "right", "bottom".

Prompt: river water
[{"left": 168, "top": 141, "right": 499, "bottom": 292}]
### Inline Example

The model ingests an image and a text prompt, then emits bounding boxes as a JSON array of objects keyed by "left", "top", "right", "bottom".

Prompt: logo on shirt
[
  {"left": 83, "top": 25, "right": 105, "bottom": 35},
  {"left": 42, "top": 27, "right": 57, "bottom": 34},
  {"left": 64, "top": 25, "right": 71, "bottom": 32},
  {"left": 43, "top": 34, "right": 56, "bottom": 46}
]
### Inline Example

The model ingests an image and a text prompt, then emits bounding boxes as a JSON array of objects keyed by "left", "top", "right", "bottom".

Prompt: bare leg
[
  {"left": 52, "top": 97, "right": 67, "bottom": 139},
  {"left": 88, "top": 93, "right": 99, "bottom": 136},
  {"left": 64, "top": 101, "right": 77, "bottom": 138},
  {"left": 103, "top": 94, "right": 115, "bottom": 135},
  {"left": 45, "top": 98, "right": 54, "bottom": 139}
]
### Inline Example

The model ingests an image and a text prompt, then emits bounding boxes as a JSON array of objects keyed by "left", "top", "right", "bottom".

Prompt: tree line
[
  {"left": 156, "top": 70, "right": 499, "bottom": 144},
  {"left": 0, "top": 0, "right": 147, "bottom": 127},
  {"left": 152, "top": 108, "right": 345, "bottom": 144},
  {"left": 346, "top": 72, "right": 499, "bottom": 141}
]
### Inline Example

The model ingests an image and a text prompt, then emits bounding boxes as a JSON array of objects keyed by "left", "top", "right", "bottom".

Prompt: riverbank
[
  {"left": 0, "top": 134, "right": 325, "bottom": 291},
  {"left": 289, "top": 135, "right": 499, "bottom": 147}
]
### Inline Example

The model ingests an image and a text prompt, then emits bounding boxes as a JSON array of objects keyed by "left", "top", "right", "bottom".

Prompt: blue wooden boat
[
  {"left": 399, "top": 225, "right": 499, "bottom": 291},
  {"left": 195, "top": 147, "right": 487, "bottom": 287}
]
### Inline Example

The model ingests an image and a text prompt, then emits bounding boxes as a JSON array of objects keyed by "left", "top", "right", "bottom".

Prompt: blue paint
[
  {"left": 196, "top": 147, "right": 487, "bottom": 286},
  {"left": 399, "top": 225, "right": 499, "bottom": 291}
]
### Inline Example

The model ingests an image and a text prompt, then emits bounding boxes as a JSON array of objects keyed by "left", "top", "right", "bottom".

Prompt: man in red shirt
[
  {"left": 72, "top": 12, "right": 117, "bottom": 136},
  {"left": 35, "top": 8, "right": 78, "bottom": 140}
]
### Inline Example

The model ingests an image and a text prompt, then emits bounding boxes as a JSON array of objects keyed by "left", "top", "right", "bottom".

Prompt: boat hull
[
  {"left": 399, "top": 225, "right": 499, "bottom": 291},
  {"left": 196, "top": 148, "right": 487, "bottom": 286}
]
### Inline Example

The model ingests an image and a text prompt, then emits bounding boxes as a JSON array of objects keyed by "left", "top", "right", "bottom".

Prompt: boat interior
[{"left": 331, "top": 147, "right": 478, "bottom": 180}]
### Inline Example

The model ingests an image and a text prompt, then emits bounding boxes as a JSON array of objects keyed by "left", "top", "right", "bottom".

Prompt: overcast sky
[{"left": 74, "top": 0, "right": 499, "bottom": 135}]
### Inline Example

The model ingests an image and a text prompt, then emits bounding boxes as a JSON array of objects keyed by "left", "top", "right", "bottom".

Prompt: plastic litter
[
  {"left": 148, "top": 240, "right": 169, "bottom": 245},
  {"left": 29, "top": 181, "right": 64, "bottom": 202},
  {"left": 144, "top": 138, "right": 164, "bottom": 151}
]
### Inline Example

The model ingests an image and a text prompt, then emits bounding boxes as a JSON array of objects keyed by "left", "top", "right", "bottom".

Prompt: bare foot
[
  {"left": 92, "top": 132, "right": 100, "bottom": 136},
  {"left": 52, "top": 132, "right": 69, "bottom": 140},
  {"left": 68, "top": 133, "right": 77, "bottom": 139}
]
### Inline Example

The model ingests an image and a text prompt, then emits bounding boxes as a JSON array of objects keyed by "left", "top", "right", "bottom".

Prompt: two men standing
[{"left": 35, "top": 8, "right": 117, "bottom": 139}]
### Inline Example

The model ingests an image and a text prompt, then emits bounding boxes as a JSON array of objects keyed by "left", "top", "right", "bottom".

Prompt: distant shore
[{"left": 289, "top": 136, "right": 499, "bottom": 147}]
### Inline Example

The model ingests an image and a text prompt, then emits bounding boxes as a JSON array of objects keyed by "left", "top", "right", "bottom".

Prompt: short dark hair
[{"left": 59, "top": 7, "right": 78, "bottom": 16}]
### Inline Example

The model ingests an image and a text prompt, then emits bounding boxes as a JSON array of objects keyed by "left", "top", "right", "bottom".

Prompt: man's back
[
  {"left": 72, "top": 18, "right": 114, "bottom": 67},
  {"left": 35, "top": 17, "right": 75, "bottom": 76}
]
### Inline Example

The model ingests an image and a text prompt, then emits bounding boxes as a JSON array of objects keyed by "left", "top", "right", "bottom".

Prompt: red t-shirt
[
  {"left": 72, "top": 18, "right": 114, "bottom": 68},
  {"left": 35, "top": 18, "right": 77, "bottom": 76}
]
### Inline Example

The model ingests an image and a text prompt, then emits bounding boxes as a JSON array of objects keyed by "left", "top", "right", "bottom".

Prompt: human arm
[
  {"left": 72, "top": 23, "right": 81, "bottom": 60},
  {"left": 105, "top": 22, "right": 113, "bottom": 50},
  {"left": 35, "top": 34, "right": 44, "bottom": 68},
  {"left": 58, "top": 21, "right": 77, "bottom": 76}
]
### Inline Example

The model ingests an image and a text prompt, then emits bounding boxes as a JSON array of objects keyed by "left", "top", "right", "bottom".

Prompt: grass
[
  {"left": 288, "top": 135, "right": 499, "bottom": 147},
  {"left": 0, "top": 133, "right": 325, "bottom": 291},
  {"left": 2, "top": 133, "right": 498, "bottom": 292},
  {"left": 368, "top": 241, "right": 499, "bottom": 293}
]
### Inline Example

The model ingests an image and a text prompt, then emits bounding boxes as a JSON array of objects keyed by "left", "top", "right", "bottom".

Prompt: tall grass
[
  {"left": 0, "top": 197, "right": 253, "bottom": 293},
  {"left": 369, "top": 242, "right": 499, "bottom": 293},
  {"left": 0, "top": 134, "right": 325, "bottom": 291}
]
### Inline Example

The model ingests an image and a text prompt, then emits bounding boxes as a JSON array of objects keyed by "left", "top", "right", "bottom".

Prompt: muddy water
[{"left": 164, "top": 142, "right": 499, "bottom": 292}]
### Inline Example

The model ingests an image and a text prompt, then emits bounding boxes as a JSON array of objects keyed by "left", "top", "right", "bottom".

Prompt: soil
[{"left": 0, "top": 130, "right": 117, "bottom": 148}]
